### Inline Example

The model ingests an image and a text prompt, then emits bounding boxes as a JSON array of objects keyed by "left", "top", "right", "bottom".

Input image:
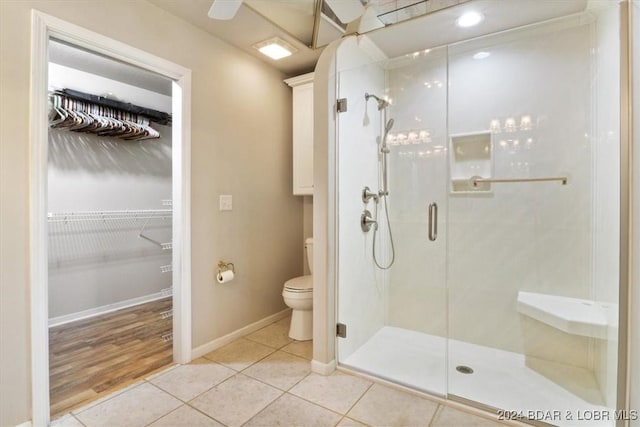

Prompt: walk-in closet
[{"left": 46, "top": 39, "right": 175, "bottom": 416}]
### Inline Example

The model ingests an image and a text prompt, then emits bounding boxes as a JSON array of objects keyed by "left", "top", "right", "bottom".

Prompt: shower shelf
[
  {"left": 449, "top": 131, "right": 493, "bottom": 194},
  {"left": 516, "top": 291, "right": 617, "bottom": 339}
]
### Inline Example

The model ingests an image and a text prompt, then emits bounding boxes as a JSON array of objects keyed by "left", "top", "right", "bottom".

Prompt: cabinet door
[{"left": 293, "top": 82, "right": 313, "bottom": 195}]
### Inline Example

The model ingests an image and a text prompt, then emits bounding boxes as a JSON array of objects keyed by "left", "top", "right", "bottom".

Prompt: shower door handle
[{"left": 428, "top": 202, "right": 438, "bottom": 241}]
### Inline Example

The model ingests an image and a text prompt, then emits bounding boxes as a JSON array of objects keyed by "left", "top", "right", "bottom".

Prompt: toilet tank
[{"left": 305, "top": 237, "right": 314, "bottom": 274}]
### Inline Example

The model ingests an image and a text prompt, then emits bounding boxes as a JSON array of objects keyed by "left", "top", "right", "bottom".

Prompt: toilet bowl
[{"left": 282, "top": 238, "right": 313, "bottom": 341}]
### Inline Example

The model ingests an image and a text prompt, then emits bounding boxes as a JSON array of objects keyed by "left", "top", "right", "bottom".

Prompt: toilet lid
[{"left": 284, "top": 275, "right": 313, "bottom": 291}]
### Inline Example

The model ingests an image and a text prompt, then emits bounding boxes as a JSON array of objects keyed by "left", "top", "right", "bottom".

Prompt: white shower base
[{"left": 342, "top": 326, "right": 612, "bottom": 426}]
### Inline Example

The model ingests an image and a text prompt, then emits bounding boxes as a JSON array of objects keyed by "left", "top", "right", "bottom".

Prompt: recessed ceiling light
[
  {"left": 456, "top": 11, "right": 484, "bottom": 28},
  {"left": 252, "top": 37, "right": 297, "bottom": 60},
  {"left": 473, "top": 51, "right": 491, "bottom": 60}
]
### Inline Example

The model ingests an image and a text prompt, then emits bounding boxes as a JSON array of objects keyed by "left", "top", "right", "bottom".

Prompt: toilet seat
[{"left": 284, "top": 275, "right": 312, "bottom": 293}]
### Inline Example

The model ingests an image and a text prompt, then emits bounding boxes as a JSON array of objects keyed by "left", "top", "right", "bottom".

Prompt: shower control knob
[
  {"left": 362, "top": 186, "right": 379, "bottom": 203},
  {"left": 361, "top": 210, "right": 377, "bottom": 232}
]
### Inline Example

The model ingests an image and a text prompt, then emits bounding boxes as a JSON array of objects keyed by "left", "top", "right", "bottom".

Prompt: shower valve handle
[
  {"left": 362, "top": 186, "right": 379, "bottom": 203},
  {"left": 361, "top": 210, "right": 377, "bottom": 232}
]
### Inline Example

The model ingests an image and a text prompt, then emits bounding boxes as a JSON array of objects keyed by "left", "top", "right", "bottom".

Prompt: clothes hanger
[
  {"left": 49, "top": 92, "right": 162, "bottom": 141},
  {"left": 49, "top": 94, "right": 68, "bottom": 127}
]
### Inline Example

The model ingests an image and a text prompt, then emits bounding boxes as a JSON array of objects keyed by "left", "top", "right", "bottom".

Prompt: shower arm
[{"left": 365, "top": 92, "right": 389, "bottom": 111}]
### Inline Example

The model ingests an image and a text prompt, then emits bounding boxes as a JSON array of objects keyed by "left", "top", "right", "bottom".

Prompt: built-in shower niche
[{"left": 449, "top": 131, "right": 493, "bottom": 194}]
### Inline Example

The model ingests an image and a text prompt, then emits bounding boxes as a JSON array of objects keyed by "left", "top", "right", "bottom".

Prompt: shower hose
[{"left": 373, "top": 194, "right": 396, "bottom": 270}]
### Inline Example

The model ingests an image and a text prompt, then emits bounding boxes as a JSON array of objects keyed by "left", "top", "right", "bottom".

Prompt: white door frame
[{"left": 29, "top": 10, "right": 192, "bottom": 426}]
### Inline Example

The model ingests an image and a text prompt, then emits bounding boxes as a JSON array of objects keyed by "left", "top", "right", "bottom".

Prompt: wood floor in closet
[{"left": 49, "top": 297, "right": 174, "bottom": 417}]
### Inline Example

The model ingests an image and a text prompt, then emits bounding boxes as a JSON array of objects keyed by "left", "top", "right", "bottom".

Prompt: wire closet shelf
[
  {"left": 47, "top": 208, "right": 173, "bottom": 265},
  {"left": 47, "top": 209, "right": 172, "bottom": 223}
]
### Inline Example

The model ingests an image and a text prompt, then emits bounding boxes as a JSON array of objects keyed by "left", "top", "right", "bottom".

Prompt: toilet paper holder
[{"left": 217, "top": 260, "right": 235, "bottom": 275}]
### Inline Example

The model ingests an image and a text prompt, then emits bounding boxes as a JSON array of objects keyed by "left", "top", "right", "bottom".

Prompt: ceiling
[
  {"left": 146, "top": 0, "right": 588, "bottom": 78},
  {"left": 146, "top": 0, "right": 474, "bottom": 76},
  {"left": 366, "top": 0, "right": 588, "bottom": 60},
  {"left": 49, "top": 39, "right": 173, "bottom": 95},
  {"left": 148, "top": 0, "right": 323, "bottom": 76}
]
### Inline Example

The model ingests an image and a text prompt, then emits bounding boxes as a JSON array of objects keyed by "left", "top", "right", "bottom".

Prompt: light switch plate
[{"left": 219, "top": 195, "right": 232, "bottom": 211}]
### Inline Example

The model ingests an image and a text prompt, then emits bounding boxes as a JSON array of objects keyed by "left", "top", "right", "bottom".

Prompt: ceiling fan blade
[
  {"left": 324, "top": 0, "right": 365, "bottom": 23},
  {"left": 208, "top": 0, "right": 243, "bottom": 20}
]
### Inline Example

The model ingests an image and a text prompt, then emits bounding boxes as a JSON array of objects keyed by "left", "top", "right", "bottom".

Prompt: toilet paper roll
[{"left": 217, "top": 269, "right": 234, "bottom": 284}]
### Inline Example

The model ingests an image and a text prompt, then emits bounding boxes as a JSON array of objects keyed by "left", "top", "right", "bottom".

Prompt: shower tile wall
[
  {"left": 446, "top": 20, "right": 593, "bottom": 367},
  {"left": 387, "top": 17, "right": 602, "bottom": 369}
]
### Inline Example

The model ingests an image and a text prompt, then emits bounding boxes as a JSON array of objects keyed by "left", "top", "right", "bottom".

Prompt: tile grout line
[
  {"left": 286, "top": 372, "right": 376, "bottom": 419},
  {"left": 241, "top": 364, "right": 312, "bottom": 394},
  {"left": 284, "top": 389, "right": 352, "bottom": 419},
  {"left": 184, "top": 400, "right": 230, "bottom": 427},
  {"left": 70, "top": 380, "right": 146, "bottom": 417},
  {"left": 202, "top": 340, "right": 286, "bottom": 373},
  {"left": 340, "top": 380, "right": 376, "bottom": 424},
  {"left": 145, "top": 369, "right": 236, "bottom": 408},
  {"left": 142, "top": 404, "right": 190, "bottom": 427},
  {"left": 75, "top": 413, "right": 87, "bottom": 427},
  {"left": 238, "top": 349, "right": 313, "bottom": 392},
  {"left": 239, "top": 390, "right": 290, "bottom": 427},
  {"left": 142, "top": 379, "right": 230, "bottom": 426},
  {"left": 182, "top": 370, "right": 283, "bottom": 426},
  {"left": 428, "top": 404, "right": 444, "bottom": 427}
]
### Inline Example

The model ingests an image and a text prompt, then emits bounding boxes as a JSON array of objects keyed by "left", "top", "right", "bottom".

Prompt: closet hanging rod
[{"left": 52, "top": 88, "right": 172, "bottom": 125}]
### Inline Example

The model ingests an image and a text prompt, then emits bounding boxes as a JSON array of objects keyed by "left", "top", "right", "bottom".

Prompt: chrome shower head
[
  {"left": 381, "top": 118, "right": 394, "bottom": 154},
  {"left": 365, "top": 92, "right": 389, "bottom": 110}
]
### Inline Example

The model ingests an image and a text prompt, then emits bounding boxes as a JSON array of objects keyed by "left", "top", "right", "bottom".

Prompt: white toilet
[{"left": 282, "top": 237, "right": 313, "bottom": 341}]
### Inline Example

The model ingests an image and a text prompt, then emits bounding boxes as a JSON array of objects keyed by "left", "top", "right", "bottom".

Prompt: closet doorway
[
  {"left": 30, "top": 12, "right": 192, "bottom": 426},
  {"left": 47, "top": 38, "right": 176, "bottom": 416}
]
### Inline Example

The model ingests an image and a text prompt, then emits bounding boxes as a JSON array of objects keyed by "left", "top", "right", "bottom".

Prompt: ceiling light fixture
[
  {"left": 208, "top": 0, "right": 242, "bottom": 20},
  {"left": 473, "top": 51, "right": 491, "bottom": 60},
  {"left": 252, "top": 37, "right": 297, "bottom": 60},
  {"left": 456, "top": 11, "right": 484, "bottom": 28}
]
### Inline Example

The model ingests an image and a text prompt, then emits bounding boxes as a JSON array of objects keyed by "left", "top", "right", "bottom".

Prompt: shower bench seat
[{"left": 516, "top": 291, "right": 617, "bottom": 339}]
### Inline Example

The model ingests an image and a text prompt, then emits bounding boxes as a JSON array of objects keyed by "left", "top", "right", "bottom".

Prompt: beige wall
[
  {"left": 0, "top": 1, "right": 302, "bottom": 425},
  {"left": 302, "top": 196, "right": 313, "bottom": 274}
]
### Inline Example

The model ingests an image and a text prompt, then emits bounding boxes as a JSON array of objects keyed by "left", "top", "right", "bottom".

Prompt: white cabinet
[{"left": 285, "top": 73, "right": 314, "bottom": 196}]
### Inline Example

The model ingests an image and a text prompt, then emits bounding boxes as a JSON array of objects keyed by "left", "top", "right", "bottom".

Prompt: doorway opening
[
  {"left": 47, "top": 38, "right": 175, "bottom": 416},
  {"left": 30, "top": 11, "right": 192, "bottom": 426}
]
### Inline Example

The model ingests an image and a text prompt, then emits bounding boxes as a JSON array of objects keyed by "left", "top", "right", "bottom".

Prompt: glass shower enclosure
[{"left": 336, "top": 4, "right": 621, "bottom": 425}]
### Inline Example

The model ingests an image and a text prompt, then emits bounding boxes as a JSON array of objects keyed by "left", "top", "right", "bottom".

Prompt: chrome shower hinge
[
  {"left": 336, "top": 323, "right": 347, "bottom": 338},
  {"left": 337, "top": 98, "right": 348, "bottom": 113}
]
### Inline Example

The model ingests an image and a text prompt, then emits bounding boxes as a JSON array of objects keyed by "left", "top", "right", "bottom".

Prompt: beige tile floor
[{"left": 52, "top": 316, "right": 511, "bottom": 427}]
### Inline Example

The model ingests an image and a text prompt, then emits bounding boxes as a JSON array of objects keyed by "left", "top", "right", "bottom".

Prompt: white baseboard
[
  {"left": 48, "top": 291, "right": 168, "bottom": 327},
  {"left": 14, "top": 421, "right": 32, "bottom": 427},
  {"left": 191, "top": 308, "right": 292, "bottom": 359},
  {"left": 311, "top": 358, "right": 336, "bottom": 375}
]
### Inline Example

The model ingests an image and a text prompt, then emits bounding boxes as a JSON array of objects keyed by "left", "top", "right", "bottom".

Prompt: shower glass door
[
  {"left": 335, "top": 47, "right": 449, "bottom": 396},
  {"left": 445, "top": 8, "right": 620, "bottom": 424}
]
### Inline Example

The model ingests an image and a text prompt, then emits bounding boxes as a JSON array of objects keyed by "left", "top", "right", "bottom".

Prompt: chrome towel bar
[{"left": 472, "top": 176, "right": 568, "bottom": 187}]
